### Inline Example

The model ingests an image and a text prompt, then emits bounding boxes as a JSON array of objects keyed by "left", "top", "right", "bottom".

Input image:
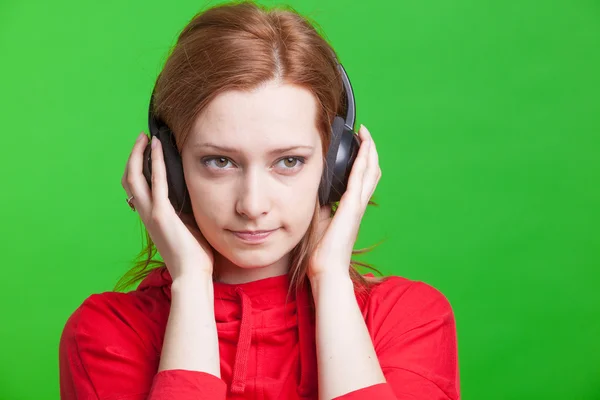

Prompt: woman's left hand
[{"left": 307, "top": 124, "right": 382, "bottom": 281}]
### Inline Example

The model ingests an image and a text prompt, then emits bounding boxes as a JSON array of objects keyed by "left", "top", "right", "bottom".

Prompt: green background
[{"left": 1, "top": 0, "right": 598, "bottom": 398}]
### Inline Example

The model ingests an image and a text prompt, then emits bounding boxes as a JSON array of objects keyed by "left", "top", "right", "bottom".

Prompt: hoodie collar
[{"left": 137, "top": 267, "right": 317, "bottom": 397}]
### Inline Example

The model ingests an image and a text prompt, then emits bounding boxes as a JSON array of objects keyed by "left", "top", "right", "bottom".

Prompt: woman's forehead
[{"left": 188, "top": 82, "right": 322, "bottom": 152}]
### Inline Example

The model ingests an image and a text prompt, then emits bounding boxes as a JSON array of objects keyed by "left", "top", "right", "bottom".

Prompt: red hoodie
[{"left": 59, "top": 267, "right": 460, "bottom": 399}]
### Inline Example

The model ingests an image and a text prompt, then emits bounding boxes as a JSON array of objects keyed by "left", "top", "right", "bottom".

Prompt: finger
[
  {"left": 358, "top": 125, "right": 374, "bottom": 202},
  {"left": 360, "top": 125, "right": 381, "bottom": 203},
  {"left": 343, "top": 127, "right": 371, "bottom": 210},
  {"left": 358, "top": 125, "right": 373, "bottom": 183},
  {"left": 121, "top": 134, "right": 139, "bottom": 192},
  {"left": 344, "top": 128, "right": 371, "bottom": 200},
  {"left": 150, "top": 135, "right": 169, "bottom": 210},
  {"left": 121, "top": 162, "right": 129, "bottom": 193},
  {"left": 125, "top": 132, "right": 152, "bottom": 214},
  {"left": 363, "top": 125, "right": 379, "bottom": 175}
]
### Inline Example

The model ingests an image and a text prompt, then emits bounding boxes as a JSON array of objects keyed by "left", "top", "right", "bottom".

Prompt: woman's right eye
[{"left": 202, "top": 157, "right": 233, "bottom": 170}]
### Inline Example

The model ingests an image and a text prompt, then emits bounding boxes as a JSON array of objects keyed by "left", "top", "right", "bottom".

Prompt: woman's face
[{"left": 180, "top": 80, "right": 324, "bottom": 282}]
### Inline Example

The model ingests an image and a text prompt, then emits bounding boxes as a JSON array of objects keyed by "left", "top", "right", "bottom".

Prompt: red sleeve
[
  {"left": 333, "top": 279, "right": 461, "bottom": 400},
  {"left": 59, "top": 293, "right": 227, "bottom": 400}
]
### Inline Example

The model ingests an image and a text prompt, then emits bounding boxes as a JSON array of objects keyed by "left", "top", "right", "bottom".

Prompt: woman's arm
[
  {"left": 311, "top": 273, "right": 386, "bottom": 400},
  {"left": 148, "top": 271, "right": 226, "bottom": 398},
  {"left": 59, "top": 270, "right": 227, "bottom": 400},
  {"left": 158, "top": 271, "right": 220, "bottom": 374},
  {"left": 311, "top": 274, "right": 460, "bottom": 400}
]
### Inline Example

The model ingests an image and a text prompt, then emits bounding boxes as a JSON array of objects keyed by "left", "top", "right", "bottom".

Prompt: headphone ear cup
[
  {"left": 319, "top": 116, "right": 360, "bottom": 205},
  {"left": 319, "top": 116, "right": 345, "bottom": 205},
  {"left": 142, "top": 126, "right": 193, "bottom": 215},
  {"left": 330, "top": 129, "right": 360, "bottom": 204}
]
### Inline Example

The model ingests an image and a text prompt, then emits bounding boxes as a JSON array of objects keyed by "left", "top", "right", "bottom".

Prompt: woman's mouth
[{"left": 230, "top": 228, "right": 278, "bottom": 244}]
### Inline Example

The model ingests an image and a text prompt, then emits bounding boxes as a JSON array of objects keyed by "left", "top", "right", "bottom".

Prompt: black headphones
[{"left": 143, "top": 58, "right": 360, "bottom": 216}]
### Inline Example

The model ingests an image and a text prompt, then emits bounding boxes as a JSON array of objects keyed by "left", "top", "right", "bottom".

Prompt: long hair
[{"left": 114, "top": 0, "right": 385, "bottom": 298}]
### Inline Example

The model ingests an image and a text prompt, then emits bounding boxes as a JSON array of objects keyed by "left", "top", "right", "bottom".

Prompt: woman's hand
[
  {"left": 121, "top": 132, "right": 214, "bottom": 281},
  {"left": 308, "top": 124, "right": 381, "bottom": 281}
]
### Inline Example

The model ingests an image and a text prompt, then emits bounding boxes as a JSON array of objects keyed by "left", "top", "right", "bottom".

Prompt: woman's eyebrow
[{"left": 193, "top": 143, "right": 315, "bottom": 155}]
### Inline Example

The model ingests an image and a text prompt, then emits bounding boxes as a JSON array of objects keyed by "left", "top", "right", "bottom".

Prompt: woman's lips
[{"left": 230, "top": 229, "right": 278, "bottom": 244}]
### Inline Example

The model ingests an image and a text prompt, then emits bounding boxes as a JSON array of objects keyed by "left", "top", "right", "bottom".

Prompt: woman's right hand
[{"left": 121, "top": 132, "right": 214, "bottom": 281}]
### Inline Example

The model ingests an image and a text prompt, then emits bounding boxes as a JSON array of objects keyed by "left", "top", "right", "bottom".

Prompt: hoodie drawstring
[
  {"left": 230, "top": 287, "right": 253, "bottom": 394},
  {"left": 227, "top": 280, "right": 317, "bottom": 397},
  {"left": 297, "top": 283, "right": 317, "bottom": 397},
  {"left": 141, "top": 268, "right": 319, "bottom": 397}
]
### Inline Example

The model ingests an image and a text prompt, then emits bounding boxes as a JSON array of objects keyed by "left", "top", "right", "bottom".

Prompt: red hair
[{"left": 114, "top": 0, "right": 384, "bottom": 298}]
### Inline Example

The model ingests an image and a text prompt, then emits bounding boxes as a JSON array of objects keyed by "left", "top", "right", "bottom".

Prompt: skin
[
  {"left": 180, "top": 79, "right": 324, "bottom": 284},
  {"left": 182, "top": 81, "right": 386, "bottom": 399},
  {"left": 182, "top": 77, "right": 385, "bottom": 399},
  {"left": 136, "top": 77, "right": 386, "bottom": 398}
]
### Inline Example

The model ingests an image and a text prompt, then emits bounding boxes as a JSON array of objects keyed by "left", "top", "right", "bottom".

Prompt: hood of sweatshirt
[{"left": 137, "top": 267, "right": 318, "bottom": 398}]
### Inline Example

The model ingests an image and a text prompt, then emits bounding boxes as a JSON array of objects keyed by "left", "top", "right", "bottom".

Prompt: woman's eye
[
  {"left": 203, "top": 157, "right": 232, "bottom": 169},
  {"left": 202, "top": 156, "right": 305, "bottom": 172},
  {"left": 276, "top": 157, "right": 305, "bottom": 171}
]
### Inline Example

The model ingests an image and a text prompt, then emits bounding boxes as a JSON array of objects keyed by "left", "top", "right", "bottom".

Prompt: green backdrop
[{"left": 1, "top": 0, "right": 598, "bottom": 399}]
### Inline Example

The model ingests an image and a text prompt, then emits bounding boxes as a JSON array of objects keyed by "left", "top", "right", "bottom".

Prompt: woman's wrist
[
  {"left": 171, "top": 270, "right": 214, "bottom": 293},
  {"left": 160, "top": 269, "right": 220, "bottom": 375},
  {"left": 309, "top": 270, "right": 353, "bottom": 301}
]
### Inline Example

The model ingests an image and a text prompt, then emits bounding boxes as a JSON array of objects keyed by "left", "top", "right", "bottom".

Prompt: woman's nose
[{"left": 235, "top": 169, "right": 271, "bottom": 219}]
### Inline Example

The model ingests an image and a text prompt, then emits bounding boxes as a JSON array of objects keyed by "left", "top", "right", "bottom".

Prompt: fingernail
[
  {"left": 151, "top": 136, "right": 158, "bottom": 149},
  {"left": 136, "top": 132, "right": 145, "bottom": 142}
]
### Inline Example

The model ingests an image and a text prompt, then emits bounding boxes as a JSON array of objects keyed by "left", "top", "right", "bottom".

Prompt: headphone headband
[{"left": 335, "top": 59, "right": 356, "bottom": 131}]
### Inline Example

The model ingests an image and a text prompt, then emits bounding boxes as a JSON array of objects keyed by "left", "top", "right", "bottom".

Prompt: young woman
[{"left": 59, "top": 1, "right": 460, "bottom": 399}]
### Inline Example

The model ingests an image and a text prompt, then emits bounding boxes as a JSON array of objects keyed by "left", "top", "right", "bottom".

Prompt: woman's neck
[{"left": 212, "top": 251, "right": 291, "bottom": 284}]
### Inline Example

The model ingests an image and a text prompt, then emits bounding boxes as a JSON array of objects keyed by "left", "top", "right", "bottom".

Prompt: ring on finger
[{"left": 126, "top": 194, "right": 136, "bottom": 211}]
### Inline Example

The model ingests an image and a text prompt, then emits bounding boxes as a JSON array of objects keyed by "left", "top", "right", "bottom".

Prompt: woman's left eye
[{"left": 276, "top": 156, "right": 305, "bottom": 170}]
